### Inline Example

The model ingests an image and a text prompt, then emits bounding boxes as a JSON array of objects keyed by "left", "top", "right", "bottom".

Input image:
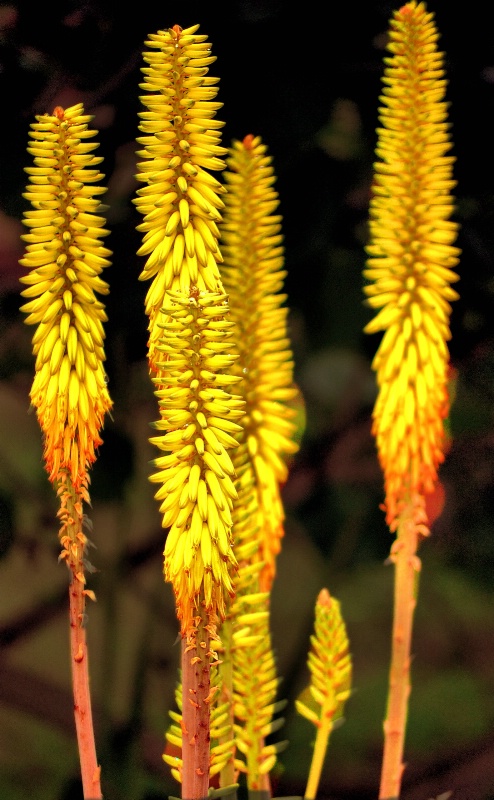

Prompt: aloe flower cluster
[{"left": 19, "top": 103, "right": 112, "bottom": 494}]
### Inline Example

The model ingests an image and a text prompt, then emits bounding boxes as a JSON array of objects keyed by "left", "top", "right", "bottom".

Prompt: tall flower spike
[
  {"left": 363, "top": 0, "right": 460, "bottom": 531},
  {"left": 134, "top": 26, "right": 241, "bottom": 799},
  {"left": 19, "top": 102, "right": 112, "bottom": 800},
  {"left": 220, "top": 134, "right": 300, "bottom": 590},
  {"left": 19, "top": 103, "right": 113, "bottom": 491},
  {"left": 363, "top": 4, "right": 460, "bottom": 797},
  {"left": 134, "top": 23, "right": 228, "bottom": 374}
]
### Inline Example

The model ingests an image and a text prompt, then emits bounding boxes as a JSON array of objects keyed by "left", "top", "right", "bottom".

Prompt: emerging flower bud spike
[{"left": 296, "top": 589, "right": 352, "bottom": 800}]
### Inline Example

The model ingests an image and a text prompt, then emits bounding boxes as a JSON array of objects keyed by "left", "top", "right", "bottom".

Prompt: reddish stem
[
  {"left": 69, "top": 575, "right": 102, "bottom": 799},
  {"left": 59, "top": 474, "right": 102, "bottom": 799}
]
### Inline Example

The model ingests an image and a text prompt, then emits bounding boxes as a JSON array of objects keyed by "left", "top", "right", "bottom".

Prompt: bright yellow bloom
[
  {"left": 220, "top": 134, "right": 299, "bottom": 589},
  {"left": 149, "top": 289, "right": 244, "bottom": 631},
  {"left": 19, "top": 103, "right": 113, "bottom": 491},
  {"left": 135, "top": 24, "right": 246, "bottom": 632},
  {"left": 134, "top": 23, "right": 228, "bottom": 373},
  {"left": 363, "top": 1, "right": 460, "bottom": 530}
]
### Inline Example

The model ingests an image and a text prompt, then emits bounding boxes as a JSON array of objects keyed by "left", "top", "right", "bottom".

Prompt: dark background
[{"left": 1, "top": 1, "right": 494, "bottom": 799}]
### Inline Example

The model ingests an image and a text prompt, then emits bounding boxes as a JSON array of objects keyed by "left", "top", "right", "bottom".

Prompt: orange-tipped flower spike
[
  {"left": 364, "top": 5, "right": 461, "bottom": 797},
  {"left": 19, "top": 103, "right": 113, "bottom": 492},
  {"left": 19, "top": 102, "right": 111, "bottom": 800},
  {"left": 363, "top": 1, "right": 460, "bottom": 533}
]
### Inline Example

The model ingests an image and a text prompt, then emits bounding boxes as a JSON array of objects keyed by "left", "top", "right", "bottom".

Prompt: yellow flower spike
[
  {"left": 19, "top": 103, "right": 113, "bottom": 491},
  {"left": 220, "top": 134, "right": 300, "bottom": 590},
  {"left": 150, "top": 288, "right": 244, "bottom": 632},
  {"left": 134, "top": 23, "right": 228, "bottom": 373},
  {"left": 363, "top": 1, "right": 460, "bottom": 532},
  {"left": 296, "top": 589, "right": 352, "bottom": 800}
]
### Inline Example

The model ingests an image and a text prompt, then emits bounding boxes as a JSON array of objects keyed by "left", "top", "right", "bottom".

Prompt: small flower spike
[{"left": 296, "top": 589, "right": 352, "bottom": 800}]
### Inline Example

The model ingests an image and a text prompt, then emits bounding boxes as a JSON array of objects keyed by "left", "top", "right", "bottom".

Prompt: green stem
[{"left": 304, "top": 716, "right": 332, "bottom": 800}]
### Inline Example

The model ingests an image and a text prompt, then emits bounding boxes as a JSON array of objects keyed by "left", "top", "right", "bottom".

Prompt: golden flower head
[
  {"left": 19, "top": 103, "right": 113, "bottom": 490},
  {"left": 134, "top": 23, "right": 228, "bottom": 372},
  {"left": 149, "top": 288, "right": 244, "bottom": 632},
  {"left": 220, "top": 134, "right": 300, "bottom": 589},
  {"left": 363, "top": 1, "right": 460, "bottom": 530}
]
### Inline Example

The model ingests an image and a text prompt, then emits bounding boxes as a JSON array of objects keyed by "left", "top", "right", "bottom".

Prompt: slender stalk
[
  {"left": 61, "top": 475, "right": 102, "bottom": 800},
  {"left": 69, "top": 576, "right": 102, "bottom": 799},
  {"left": 379, "top": 507, "right": 420, "bottom": 799},
  {"left": 304, "top": 718, "right": 331, "bottom": 800}
]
